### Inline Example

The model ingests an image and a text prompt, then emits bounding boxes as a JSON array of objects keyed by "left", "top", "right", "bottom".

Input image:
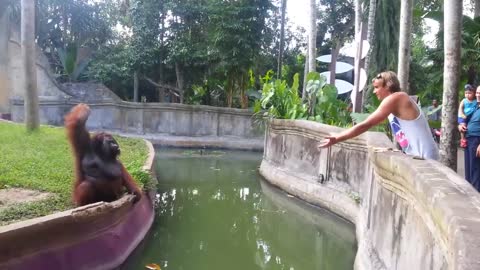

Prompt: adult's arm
[
  {"left": 458, "top": 99, "right": 466, "bottom": 119},
  {"left": 318, "top": 94, "right": 398, "bottom": 148}
]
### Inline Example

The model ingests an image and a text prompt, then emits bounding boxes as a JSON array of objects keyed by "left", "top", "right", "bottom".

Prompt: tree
[
  {"left": 318, "top": 0, "right": 354, "bottom": 86},
  {"left": 362, "top": 0, "right": 377, "bottom": 110},
  {"left": 276, "top": 0, "right": 286, "bottom": 79},
  {"left": 34, "top": 0, "right": 114, "bottom": 81},
  {"left": 440, "top": 0, "right": 462, "bottom": 169},
  {"left": 166, "top": 0, "right": 210, "bottom": 104},
  {"left": 130, "top": 0, "right": 162, "bottom": 102},
  {"left": 0, "top": 1, "right": 10, "bottom": 113},
  {"left": 475, "top": 0, "right": 480, "bottom": 18},
  {"left": 370, "top": 0, "right": 400, "bottom": 76},
  {"left": 209, "top": 0, "right": 274, "bottom": 108},
  {"left": 21, "top": 0, "right": 39, "bottom": 131},
  {"left": 397, "top": 0, "right": 413, "bottom": 93},
  {"left": 308, "top": 0, "right": 317, "bottom": 73}
]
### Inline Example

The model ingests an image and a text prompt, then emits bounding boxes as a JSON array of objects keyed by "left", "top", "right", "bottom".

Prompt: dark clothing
[
  {"left": 464, "top": 104, "right": 480, "bottom": 192},
  {"left": 464, "top": 136, "right": 480, "bottom": 192},
  {"left": 466, "top": 105, "right": 480, "bottom": 138}
]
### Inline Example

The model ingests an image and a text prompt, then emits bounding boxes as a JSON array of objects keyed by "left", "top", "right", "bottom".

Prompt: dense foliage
[
  {"left": 5, "top": 0, "right": 480, "bottom": 121},
  {"left": 255, "top": 72, "right": 351, "bottom": 127}
]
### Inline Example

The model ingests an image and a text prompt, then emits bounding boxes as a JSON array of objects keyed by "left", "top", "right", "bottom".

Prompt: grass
[{"left": 0, "top": 121, "right": 149, "bottom": 225}]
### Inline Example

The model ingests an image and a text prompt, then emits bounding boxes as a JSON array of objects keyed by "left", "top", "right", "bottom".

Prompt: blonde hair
[{"left": 372, "top": 71, "right": 401, "bottom": 93}]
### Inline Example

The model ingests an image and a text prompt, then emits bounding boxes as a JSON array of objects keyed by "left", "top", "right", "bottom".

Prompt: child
[{"left": 458, "top": 84, "right": 477, "bottom": 148}]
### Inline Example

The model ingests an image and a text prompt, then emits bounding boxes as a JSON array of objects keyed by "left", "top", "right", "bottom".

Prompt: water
[{"left": 122, "top": 148, "right": 356, "bottom": 270}]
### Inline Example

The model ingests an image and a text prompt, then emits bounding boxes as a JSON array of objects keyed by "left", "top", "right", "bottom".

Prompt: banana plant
[
  {"left": 304, "top": 72, "right": 351, "bottom": 126},
  {"left": 255, "top": 73, "right": 306, "bottom": 120},
  {"left": 255, "top": 71, "right": 351, "bottom": 127}
]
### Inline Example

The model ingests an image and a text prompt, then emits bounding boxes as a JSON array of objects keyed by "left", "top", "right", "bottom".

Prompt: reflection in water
[{"left": 122, "top": 148, "right": 356, "bottom": 270}]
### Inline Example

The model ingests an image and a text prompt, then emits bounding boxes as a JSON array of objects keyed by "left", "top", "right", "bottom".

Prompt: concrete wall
[
  {"left": 260, "top": 119, "right": 480, "bottom": 270},
  {"left": 10, "top": 100, "right": 263, "bottom": 139},
  {"left": 0, "top": 27, "right": 72, "bottom": 115}
]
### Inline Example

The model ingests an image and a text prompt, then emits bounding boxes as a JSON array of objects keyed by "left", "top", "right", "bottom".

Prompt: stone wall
[
  {"left": 260, "top": 119, "right": 480, "bottom": 270},
  {"left": 10, "top": 100, "right": 263, "bottom": 139},
  {"left": 0, "top": 27, "right": 72, "bottom": 114}
]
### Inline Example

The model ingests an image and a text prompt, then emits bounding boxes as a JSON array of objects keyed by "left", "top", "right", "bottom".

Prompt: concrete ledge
[
  {"left": 260, "top": 119, "right": 480, "bottom": 270},
  {"left": 10, "top": 100, "right": 264, "bottom": 139},
  {"left": 130, "top": 134, "right": 263, "bottom": 151},
  {"left": 0, "top": 140, "right": 157, "bottom": 270}
]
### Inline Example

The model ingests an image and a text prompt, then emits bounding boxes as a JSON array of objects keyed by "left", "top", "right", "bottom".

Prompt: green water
[{"left": 122, "top": 148, "right": 356, "bottom": 270}]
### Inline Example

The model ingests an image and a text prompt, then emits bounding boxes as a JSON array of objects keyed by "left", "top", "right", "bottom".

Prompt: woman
[{"left": 318, "top": 71, "right": 439, "bottom": 160}]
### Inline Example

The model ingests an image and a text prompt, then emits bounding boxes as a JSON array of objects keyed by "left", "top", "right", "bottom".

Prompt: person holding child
[
  {"left": 458, "top": 84, "right": 477, "bottom": 148},
  {"left": 458, "top": 85, "right": 480, "bottom": 192}
]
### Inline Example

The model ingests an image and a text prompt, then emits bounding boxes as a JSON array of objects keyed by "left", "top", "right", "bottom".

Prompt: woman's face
[{"left": 372, "top": 79, "right": 390, "bottom": 100}]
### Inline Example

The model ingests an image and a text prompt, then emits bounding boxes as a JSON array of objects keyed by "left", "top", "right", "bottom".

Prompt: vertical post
[
  {"left": 22, "top": 0, "right": 39, "bottom": 131},
  {"left": 440, "top": 0, "right": 462, "bottom": 169},
  {"left": 352, "top": 23, "right": 364, "bottom": 113},
  {"left": 0, "top": 9, "right": 10, "bottom": 113},
  {"left": 277, "top": 0, "right": 287, "bottom": 79},
  {"left": 397, "top": 0, "right": 413, "bottom": 93},
  {"left": 308, "top": 0, "right": 317, "bottom": 73},
  {"left": 133, "top": 70, "right": 139, "bottom": 102}
]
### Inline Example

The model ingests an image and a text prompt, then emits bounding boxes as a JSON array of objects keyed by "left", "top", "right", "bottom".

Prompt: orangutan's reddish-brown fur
[{"left": 64, "top": 103, "right": 142, "bottom": 206}]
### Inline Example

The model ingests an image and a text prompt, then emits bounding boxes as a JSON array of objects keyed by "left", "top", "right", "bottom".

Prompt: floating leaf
[{"left": 145, "top": 263, "right": 161, "bottom": 270}]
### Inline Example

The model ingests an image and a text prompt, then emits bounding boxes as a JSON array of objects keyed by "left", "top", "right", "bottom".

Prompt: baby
[{"left": 458, "top": 84, "right": 477, "bottom": 148}]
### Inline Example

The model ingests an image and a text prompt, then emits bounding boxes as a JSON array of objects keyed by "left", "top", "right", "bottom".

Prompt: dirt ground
[{"left": 0, "top": 188, "right": 51, "bottom": 211}]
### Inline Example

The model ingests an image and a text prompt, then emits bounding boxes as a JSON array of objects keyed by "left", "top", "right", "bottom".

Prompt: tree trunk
[
  {"left": 240, "top": 73, "right": 248, "bottom": 109},
  {"left": 277, "top": 0, "right": 287, "bottom": 79},
  {"left": 226, "top": 72, "right": 234, "bottom": 107},
  {"left": 397, "top": 0, "right": 413, "bottom": 93},
  {"left": 440, "top": 0, "right": 462, "bottom": 170},
  {"left": 158, "top": 3, "right": 165, "bottom": 102},
  {"left": 175, "top": 62, "right": 185, "bottom": 103},
  {"left": 308, "top": 0, "right": 317, "bottom": 73},
  {"left": 133, "top": 70, "right": 139, "bottom": 102},
  {"left": 329, "top": 41, "right": 341, "bottom": 86},
  {"left": 302, "top": 46, "right": 309, "bottom": 101},
  {"left": 354, "top": 0, "right": 361, "bottom": 38},
  {"left": 362, "top": 0, "right": 377, "bottom": 110},
  {"left": 352, "top": 22, "right": 365, "bottom": 113},
  {"left": 0, "top": 8, "right": 10, "bottom": 113},
  {"left": 475, "top": 0, "right": 480, "bottom": 18},
  {"left": 22, "top": 0, "right": 39, "bottom": 131}
]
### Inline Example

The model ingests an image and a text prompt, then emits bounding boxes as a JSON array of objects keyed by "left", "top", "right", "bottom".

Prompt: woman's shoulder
[{"left": 388, "top": 92, "right": 413, "bottom": 103}]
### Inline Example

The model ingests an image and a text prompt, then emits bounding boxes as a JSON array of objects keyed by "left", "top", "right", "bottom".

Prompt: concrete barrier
[
  {"left": 260, "top": 119, "right": 480, "bottom": 270},
  {"left": 11, "top": 100, "right": 264, "bottom": 140}
]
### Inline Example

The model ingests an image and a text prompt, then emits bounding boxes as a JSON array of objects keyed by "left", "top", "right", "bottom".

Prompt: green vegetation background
[{"left": 0, "top": 121, "right": 149, "bottom": 225}]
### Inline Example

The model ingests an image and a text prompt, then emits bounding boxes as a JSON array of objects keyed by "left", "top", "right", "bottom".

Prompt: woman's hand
[
  {"left": 458, "top": 124, "right": 467, "bottom": 133},
  {"left": 318, "top": 136, "right": 338, "bottom": 149},
  {"left": 476, "top": 144, "right": 480, "bottom": 157}
]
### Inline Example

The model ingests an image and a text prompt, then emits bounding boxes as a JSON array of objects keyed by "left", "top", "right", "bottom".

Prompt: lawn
[{"left": 0, "top": 121, "right": 149, "bottom": 225}]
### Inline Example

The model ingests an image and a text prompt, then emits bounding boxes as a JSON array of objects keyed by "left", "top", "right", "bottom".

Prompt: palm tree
[
  {"left": 308, "top": 0, "right": 317, "bottom": 73},
  {"left": 0, "top": 3, "right": 10, "bottom": 113},
  {"left": 277, "top": 0, "right": 287, "bottom": 79},
  {"left": 475, "top": 0, "right": 480, "bottom": 18},
  {"left": 21, "top": 0, "right": 39, "bottom": 131},
  {"left": 362, "top": 0, "right": 377, "bottom": 110},
  {"left": 440, "top": 0, "right": 462, "bottom": 169},
  {"left": 397, "top": 0, "right": 413, "bottom": 93}
]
